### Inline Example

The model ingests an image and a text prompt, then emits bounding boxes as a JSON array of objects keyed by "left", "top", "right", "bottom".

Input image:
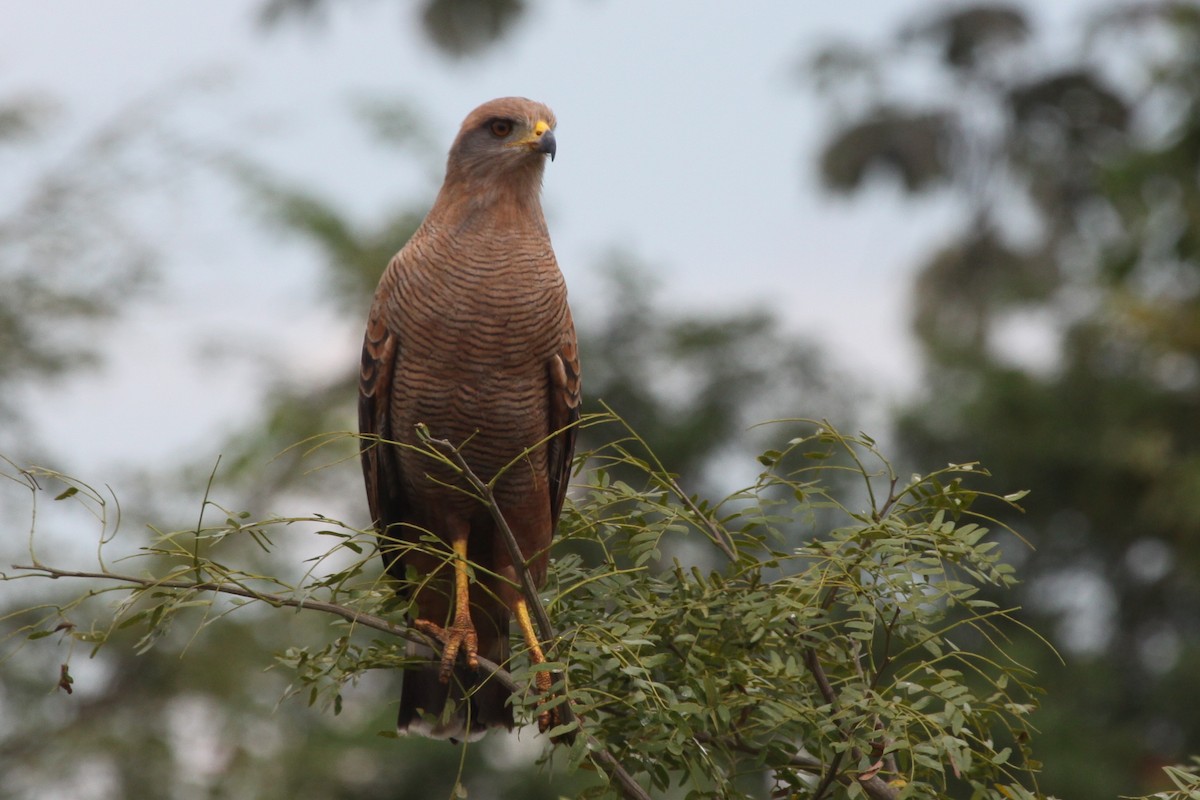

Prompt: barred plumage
[{"left": 359, "top": 98, "right": 579, "bottom": 741}]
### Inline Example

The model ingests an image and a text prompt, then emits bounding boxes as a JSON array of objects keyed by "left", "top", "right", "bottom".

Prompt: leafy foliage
[
  {"left": 5, "top": 2, "right": 1197, "bottom": 797},
  {"left": 809, "top": 3, "right": 1200, "bottom": 795},
  {"left": 577, "top": 265, "right": 851, "bottom": 491},
  {"left": 1132, "top": 758, "right": 1200, "bottom": 800},
  {"left": 5, "top": 419, "right": 1057, "bottom": 799},
  {"left": 551, "top": 420, "right": 1040, "bottom": 798}
]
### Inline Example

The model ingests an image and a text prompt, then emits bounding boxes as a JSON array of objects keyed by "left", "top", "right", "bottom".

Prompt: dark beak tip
[{"left": 539, "top": 130, "right": 557, "bottom": 162}]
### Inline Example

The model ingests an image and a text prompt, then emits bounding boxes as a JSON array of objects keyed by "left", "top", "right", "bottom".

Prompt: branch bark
[
  {"left": 802, "top": 641, "right": 899, "bottom": 800},
  {"left": 421, "top": 433, "right": 579, "bottom": 734},
  {"left": 421, "top": 436, "right": 560, "bottom": 652},
  {"left": 10, "top": 562, "right": 650, "bottom": 800}
]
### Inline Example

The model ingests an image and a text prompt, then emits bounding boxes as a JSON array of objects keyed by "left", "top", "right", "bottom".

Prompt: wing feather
[
  {"left": 359, "top": 287, "right": 406, "bottom": 555},
  {"left": 546, "top": 330, "right": 581, "bottom": 526}
]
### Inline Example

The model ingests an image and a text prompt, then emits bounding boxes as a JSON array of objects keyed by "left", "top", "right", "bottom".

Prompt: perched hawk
[{"left": 359, "top": 97, "right": 580, "bottom": 740}]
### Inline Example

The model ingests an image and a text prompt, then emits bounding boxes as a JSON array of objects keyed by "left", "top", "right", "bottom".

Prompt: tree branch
[
  {"left": 421, "top": 436, "right": 556, "bottom": 644},
  {"left": 14, "top": 562, "right": 421, "bottom": 641},
  {"left": 9, "top": 562, "right": 650, "bottom": 800},
  {"left": 801, "top": 642, "right": 898, "bottom": 800},
  {"left": 421, "top": 433, "right": 578, "bottom": 734},
  {"left": 665, "top": 474, "right": 737, "bottom": 561},
  {"left": 692, "top": 731, "right": 898, "bottom": 800}
]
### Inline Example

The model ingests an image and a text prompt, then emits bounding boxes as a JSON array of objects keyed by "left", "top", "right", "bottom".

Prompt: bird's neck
[{"left": 434, "top": 164, "right": 548, "bottom": 235}]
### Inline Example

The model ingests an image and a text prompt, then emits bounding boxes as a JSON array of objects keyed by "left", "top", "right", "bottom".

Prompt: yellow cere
[{"left": 507, "top": 118, "right": 554, "bottom": 149}]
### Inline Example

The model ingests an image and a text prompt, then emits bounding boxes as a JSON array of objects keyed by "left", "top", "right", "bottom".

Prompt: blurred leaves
[
  {"left": 14, "top": 0, "right": 1200, "bottom": 796},
  {"left": 578, "top": 260, "right": 851, "bottom": 490},
  {"left": 0, "top": 92, "right": 158, "bottom": 437},
  {"left": 4, "top": 2, "right": 848, "bottom": 798},
  {"left": 902, "top": 5, "right": 1030, "bottom": 69},
  {"left": 244, "top": 173, "right": 423, "bottom": 315},
  {"left": 0, "top": 96, "right": 56, "bottom": 144},
  {"left": 257, "top": 0, "right": 529, "bottom": 58},
  {"left": 912, "top": 227, "right": 1057, "bottom": 361},
  {"left": 820, "top": 109, "right": 958, "bottom": 193},
  {"left": 351, "top": 97, "right": 441, "bottom": 154},
  {"left": 811, "top": 2, "right": 1200, "bottom": 796},
  {"left": 420, "top": 0, "right": 527, "bottom": 57}
]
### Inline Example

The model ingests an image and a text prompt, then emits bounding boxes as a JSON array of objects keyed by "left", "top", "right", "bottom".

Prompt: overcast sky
[{"left": 1, "top": 1, "right": 1102, "bottom": 473}]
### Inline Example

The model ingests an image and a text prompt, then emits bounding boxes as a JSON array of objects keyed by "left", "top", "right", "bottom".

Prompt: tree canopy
[
  {"left": 3, "top": 2, "right": 1200, "bottom": 798},
  {"left": 811, "top": 3, "right": 1200, "bottom": 795}
]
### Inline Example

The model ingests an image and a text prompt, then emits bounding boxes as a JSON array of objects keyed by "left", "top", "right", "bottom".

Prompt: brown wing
[
  {"left": 546, "top": 326, "right": 581, "bottom": 527},
  {"left": 358, "top": 282, "right": 405, "bottom": 553}
]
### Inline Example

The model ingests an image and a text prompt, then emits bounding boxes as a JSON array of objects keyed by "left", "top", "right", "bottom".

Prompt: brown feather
[{"left": 358, "top": 97, "right": 577, "bottom": 740}]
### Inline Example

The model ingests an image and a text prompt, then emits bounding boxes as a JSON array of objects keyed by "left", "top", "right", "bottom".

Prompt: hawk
[{"left": 359, "top": 97, "right": 579, "bottom": 740}]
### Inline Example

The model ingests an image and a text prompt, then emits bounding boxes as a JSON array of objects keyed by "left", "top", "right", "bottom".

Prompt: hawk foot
[{"left": 414, "top": 618, "right": 479, "bottom": 682}]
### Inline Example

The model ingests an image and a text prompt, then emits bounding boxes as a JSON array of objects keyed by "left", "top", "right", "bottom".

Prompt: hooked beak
[
  {"left": 506, "top": 119, "right": 557, "bottom": 161},
  {"left": 512, "top": 118, "right": 556, "bottom": 161},
  {"left": 536, "top": 128, "right": 557, "bottom": 161}
]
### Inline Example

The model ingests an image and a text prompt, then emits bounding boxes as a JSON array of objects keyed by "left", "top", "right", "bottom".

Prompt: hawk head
[{"left": 447, "top": 97, "right": 557, "bottom": 182}]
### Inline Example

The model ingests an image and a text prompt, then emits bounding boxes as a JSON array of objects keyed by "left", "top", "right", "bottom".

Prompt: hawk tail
[{"left": 397, "top": 639, "right": 514, "bottom": 742}]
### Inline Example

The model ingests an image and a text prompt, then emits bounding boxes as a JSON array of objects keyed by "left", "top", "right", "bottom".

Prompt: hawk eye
[{"left": 488, "top": 119, "right": 513, "bottom": 138}]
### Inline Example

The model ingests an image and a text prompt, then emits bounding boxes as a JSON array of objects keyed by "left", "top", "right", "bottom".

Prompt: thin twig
[
  {"left": 591, "top": 747, "right": 652, "bottom": 800},
  {"left": 15, "top": 563, "right": 426, "bottom": 642},
  {"left": 599, "top": 402, "right": 736, "bottom": 561},
  {"left": 802, "top": 641, "right": 845, "bottom": 800},
  {"left": 422, "top": 436, "right": 554, "bottom": 640},
  {"left": 803, "top": 644, "right": 839, "bottom": 708},
  {"left": 421, "top": 434, "right": 577, "bottom": 734},
  {"left": 800, "top": 640, "right": 898, "bottom": 800},
  {"left": 692, "top": 731, "right": 899, "bottom": 800},
  {"left": 10, "top": 562, "right": 650, "bottom": 800},
  {"left": 665, "top": 475, "right": 737, "bottom": 562}
]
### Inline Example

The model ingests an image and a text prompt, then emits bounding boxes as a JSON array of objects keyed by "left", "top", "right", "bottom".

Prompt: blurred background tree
[
  {"left": 811, "top": 2, "right": 1200, "bottom": 796},
  {"left": 0, "top": 3, "right": 844, "bottom": 799},
  {"left": 0, "top": 92, "right": 156, "bottom": 458},
  {"left": 3, "top": 0, "right": 1199, "bottom": 798}
]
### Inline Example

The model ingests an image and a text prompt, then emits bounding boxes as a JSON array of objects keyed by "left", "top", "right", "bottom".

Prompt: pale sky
[{"left": 0, "top": 0, "right": 1099, "bottom": 473}]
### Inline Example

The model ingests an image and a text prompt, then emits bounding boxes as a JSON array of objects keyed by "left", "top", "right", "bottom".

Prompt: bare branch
[{"left": 857, "top": 772, "right": 900, "bottom": 800}]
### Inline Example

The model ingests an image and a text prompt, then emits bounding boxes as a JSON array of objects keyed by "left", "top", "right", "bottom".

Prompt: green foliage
[
  {"left": 4, "top": 419, "right": 1057, "bottom": 799},
  {"left": 1129, "top": 758, "right": 1200, "bottom": 800},
  {"left": 810, "top": 3, "right": 1200, "bottom": 795},
  {"left": 551, "top": 419, "right": 1040, "bottom": 798}
]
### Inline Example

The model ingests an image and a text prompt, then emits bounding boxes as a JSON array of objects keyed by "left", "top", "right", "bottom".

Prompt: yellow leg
[
  {"left": 514, "top": 599, "right": 550, "bottom": 684},
  {"left": 514, "top": 597, "right": 557, "bottom": 731},
  {"left": 413, "top": 531, "right": 478, "bottom": 682}
]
